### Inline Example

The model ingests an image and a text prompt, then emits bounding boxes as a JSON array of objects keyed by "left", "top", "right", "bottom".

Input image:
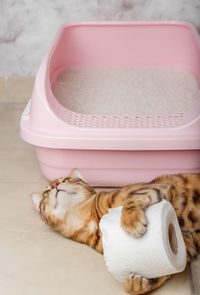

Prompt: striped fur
[{"left": 33, "top": 171, "right": 200, "bottom": 295}]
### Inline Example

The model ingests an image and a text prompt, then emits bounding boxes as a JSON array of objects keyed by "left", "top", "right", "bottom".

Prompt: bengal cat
[{"left": 31, "top": 169, "right": 200, "bottom": 295}]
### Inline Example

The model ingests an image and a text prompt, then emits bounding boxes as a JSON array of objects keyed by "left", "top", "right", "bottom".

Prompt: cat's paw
[
  {"left": 121, "top": 208, "right": 148, "bottom": 238},
  {"left": 124, "top": 274, "right": 149, "bottom": 295},
  {"left": 124, "top": 274, "right": 171, "bottom": 295}
]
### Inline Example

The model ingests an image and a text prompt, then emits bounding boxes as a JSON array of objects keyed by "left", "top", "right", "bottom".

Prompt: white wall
[{"left": 1, "top": 0, "right": 200, "bottom": 76}]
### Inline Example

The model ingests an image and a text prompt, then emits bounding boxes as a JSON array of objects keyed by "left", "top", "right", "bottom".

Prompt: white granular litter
[{"left": 52, "top": 67, "right": 200, "bottom": 116}]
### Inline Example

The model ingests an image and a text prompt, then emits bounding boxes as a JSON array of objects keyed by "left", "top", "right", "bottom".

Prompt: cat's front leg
[
  {"left": 121, "top": 184, "right": 171, "bottom": 237},
  {"left": 124, "top": 274, "right": 171, "bottom": 295},
  {"left": 183, "top": 231, "right": 198, "bottom": 262}
]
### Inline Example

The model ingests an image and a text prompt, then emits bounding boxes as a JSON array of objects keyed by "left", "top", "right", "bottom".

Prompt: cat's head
[{"left": 31, "top": 169, "right": 97, "bottom": 238}]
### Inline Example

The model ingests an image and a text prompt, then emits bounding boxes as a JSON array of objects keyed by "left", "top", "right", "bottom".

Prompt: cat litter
[
  {"left": 52, "top": 67, "right": 200, "bottom": 116},
  {"left": 20, "top": 22, "right": 200, "bottom": 186}
]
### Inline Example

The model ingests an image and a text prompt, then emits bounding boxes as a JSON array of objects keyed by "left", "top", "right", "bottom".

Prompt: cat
[{"left": 31, "top": 169, "right": 200, "bottom": 295}]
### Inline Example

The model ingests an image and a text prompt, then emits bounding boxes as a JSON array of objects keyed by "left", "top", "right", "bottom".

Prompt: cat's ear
[
  {"left": 69, "top": 168, "right": 85, "bottom": 181},
  {"left": 31, "top": 193, "right": 42, "bottom": 212}
]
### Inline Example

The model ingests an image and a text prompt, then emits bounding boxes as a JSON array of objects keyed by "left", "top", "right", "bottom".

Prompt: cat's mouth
[
  {"left": 49, "top": 188, "right": 64, "bottom": 208},
  {"left": 54, "top": 188, "right": 66, "bottom": 208},
  {"left": 52, "top": 187, "right": 76, "bottom": 208},
  {"left": 55, "top": 188, "right": 65, "bottom": 198}
]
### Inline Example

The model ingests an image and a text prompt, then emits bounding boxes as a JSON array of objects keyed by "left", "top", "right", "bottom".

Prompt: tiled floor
[{"left": 0, "top": 102, "right": 196, "bottom": 294}]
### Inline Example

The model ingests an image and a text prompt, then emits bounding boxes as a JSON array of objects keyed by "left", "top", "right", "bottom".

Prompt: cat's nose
[{"left": 51, "top": 181, "right": 59, "bottom": 188}]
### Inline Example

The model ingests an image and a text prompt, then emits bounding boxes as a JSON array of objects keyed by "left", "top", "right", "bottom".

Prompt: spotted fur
[{"left": 31, "top": 170, "right": 200, "bottom": 295}]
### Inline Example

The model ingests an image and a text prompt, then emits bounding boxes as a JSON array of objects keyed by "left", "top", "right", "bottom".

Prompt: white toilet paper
[{"left": 99, "top": 200, "right": 186, "bottom": 282}]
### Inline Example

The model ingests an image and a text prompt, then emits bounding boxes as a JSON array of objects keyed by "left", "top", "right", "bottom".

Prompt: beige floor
[{"left": 0, "top": 103, "right": 196, "bottom": 295}]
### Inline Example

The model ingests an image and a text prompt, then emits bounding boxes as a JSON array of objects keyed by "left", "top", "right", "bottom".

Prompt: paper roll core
[{"left": 168, "top": 223, "right": 178, "bottom": 255}]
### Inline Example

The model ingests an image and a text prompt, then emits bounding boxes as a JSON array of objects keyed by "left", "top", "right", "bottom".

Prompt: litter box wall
[
  {"left": 20, "top": 22, "right": 200, "bottom": 186},
  {"left": 36, "top": 148, "right": 200, "bottom": 186}
]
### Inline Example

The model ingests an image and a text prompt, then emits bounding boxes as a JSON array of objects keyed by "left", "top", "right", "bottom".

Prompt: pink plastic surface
[
  {"left": 21, "top": 21, "right": 200, "bottom": 150},
  {"left": 20, "top": 22, "right": 200, "bottom": 185},
  {"left": 36, "top": 147, "right": 200, "bottom": 186}
]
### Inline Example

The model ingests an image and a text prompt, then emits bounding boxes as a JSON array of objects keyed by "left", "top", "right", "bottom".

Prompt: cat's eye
[
  {"left": 64, "top": 177, "right": 72, "bottom": 182},
  {"left": 43, "top": 190, "right": 50, "bottom": 197}
]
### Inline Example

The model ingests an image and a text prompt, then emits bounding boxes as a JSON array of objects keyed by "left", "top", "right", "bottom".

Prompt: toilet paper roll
[{"left": 99, "top": 200, "right": 186, "bottom": 282}]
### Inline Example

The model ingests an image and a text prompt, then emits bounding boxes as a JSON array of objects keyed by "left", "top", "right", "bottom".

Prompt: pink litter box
[{"left": 20, "top": 21, "right": 200, "bottom": 186}]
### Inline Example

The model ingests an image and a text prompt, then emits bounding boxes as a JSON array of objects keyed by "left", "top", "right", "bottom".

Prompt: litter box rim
[{"left": 20, "top": 21, "right": 200, "bottom": 150}]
